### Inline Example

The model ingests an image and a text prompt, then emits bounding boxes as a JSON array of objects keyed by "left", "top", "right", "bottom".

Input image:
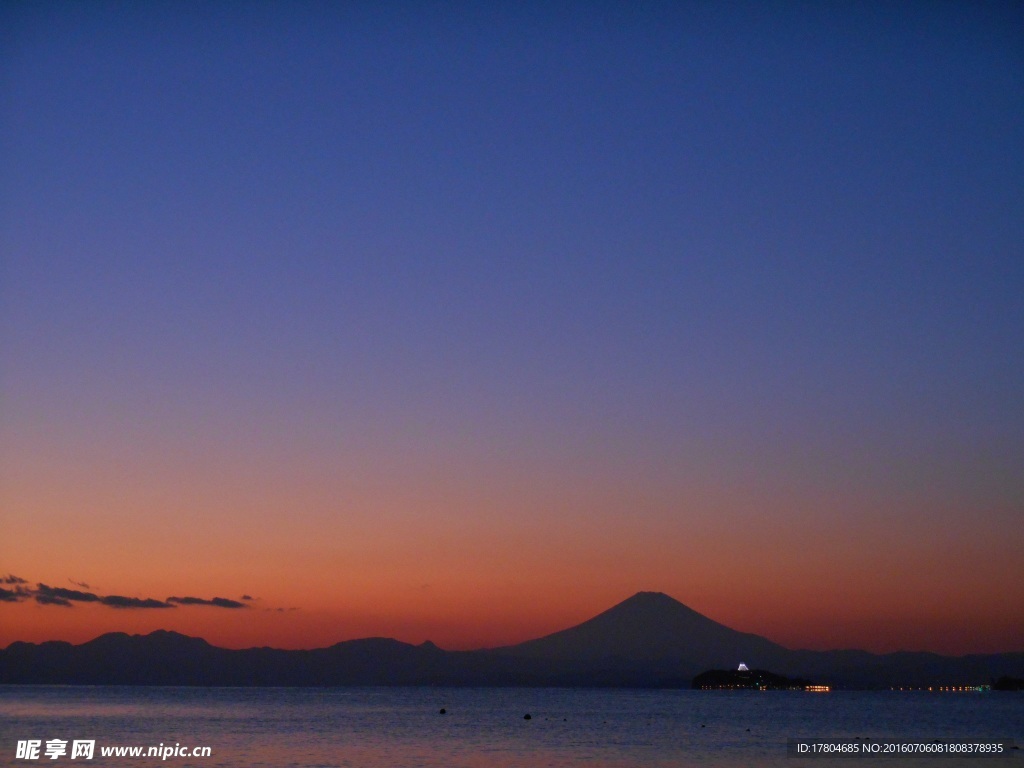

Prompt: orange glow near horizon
[
  {"left": 4, "top": 579, "right": 1023, "bottom": 657},
  {"left": 4, "top": 474, "right": 1022, "bottom": 657},
  {"left": 3, "top": 418, "right": 1023, "bottom": 657}
]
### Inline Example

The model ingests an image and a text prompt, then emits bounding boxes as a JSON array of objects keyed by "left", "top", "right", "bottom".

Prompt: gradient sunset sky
[{"left": 2, "top": 2, "right": 1021, "bottom": 656}]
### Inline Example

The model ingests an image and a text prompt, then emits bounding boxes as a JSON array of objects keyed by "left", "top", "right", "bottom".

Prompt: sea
[{"left": 0, "top": 686, "right": 1020, "bottom": 767}]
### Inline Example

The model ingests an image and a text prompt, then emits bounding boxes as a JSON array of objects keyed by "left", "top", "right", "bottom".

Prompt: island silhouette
[{"left": 2, "top": 592, "right": 1021, "bottom": 689}]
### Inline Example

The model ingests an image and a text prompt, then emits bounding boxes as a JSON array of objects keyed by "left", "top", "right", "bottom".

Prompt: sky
[{"left": 1, "top": 1, "right": 1022, "bottom": 656}]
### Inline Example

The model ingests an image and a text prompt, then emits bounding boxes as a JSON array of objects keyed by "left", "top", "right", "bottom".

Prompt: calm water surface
[{"left": 1, "top": 686, "right": 1020, "bottom": 767}]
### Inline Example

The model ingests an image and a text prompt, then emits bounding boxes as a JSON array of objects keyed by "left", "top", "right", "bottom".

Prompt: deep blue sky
[{"left": 2, "top": 2, "right": 1022, "bottom": 653}]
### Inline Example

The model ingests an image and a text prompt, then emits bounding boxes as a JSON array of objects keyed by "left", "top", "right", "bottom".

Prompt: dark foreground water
[{"left": 1, "top": 686, "right": 1020, "bottom": 767}]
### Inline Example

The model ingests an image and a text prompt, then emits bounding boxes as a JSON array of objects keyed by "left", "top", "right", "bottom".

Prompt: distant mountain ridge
[{"left": 2, "top": 592, "right": 1021, "bottom": 689}]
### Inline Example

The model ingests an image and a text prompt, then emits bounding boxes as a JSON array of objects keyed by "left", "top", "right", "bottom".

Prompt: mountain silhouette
[
  {"left": 2, "top": 592, "right": 1021, "bottom": 688},
  {"left": 500, "top": 591, "right": 788, "bottom": 669}
]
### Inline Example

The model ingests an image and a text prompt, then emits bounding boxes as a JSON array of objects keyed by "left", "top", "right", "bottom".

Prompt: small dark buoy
[
  {"left": 746, "top": 728, "right": 751, "bottom": 732},
  {"left": 439, "top": 708, "right": 446, "bottom": 715},
  {"left": 524, "top": 713, "right": 532, "bottom": 720},
  {"left": 701, "top": 724, "right": 705, "bottom": 728}
]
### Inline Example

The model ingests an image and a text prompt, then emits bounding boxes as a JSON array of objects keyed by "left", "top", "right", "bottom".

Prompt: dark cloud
[
  {"left": 101, "top": 595, "right": 174, "bottom": 609},
  {"left": 211, "top": 597, "right": 247, "bottom": 609},
  {"left": 10, "top": 577, "right": 255, "bottom": 612},
  {"left": 37, "top": 584, "right": 100, "bottom": 603},
  {"left": 0, "top": 586, "right": 30, "bottom": 602},
  {"left": 36, "top": 584, "right": 172, "bottom": 609},
  {"left": 35, "top": 594, "right": 72, "bottom": 607},
  {"left": 167, "top": 596, "right": 247, "bottom": 609},
  {"left": 69, "top": 579, "right": 91, "bottom": 589}
]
